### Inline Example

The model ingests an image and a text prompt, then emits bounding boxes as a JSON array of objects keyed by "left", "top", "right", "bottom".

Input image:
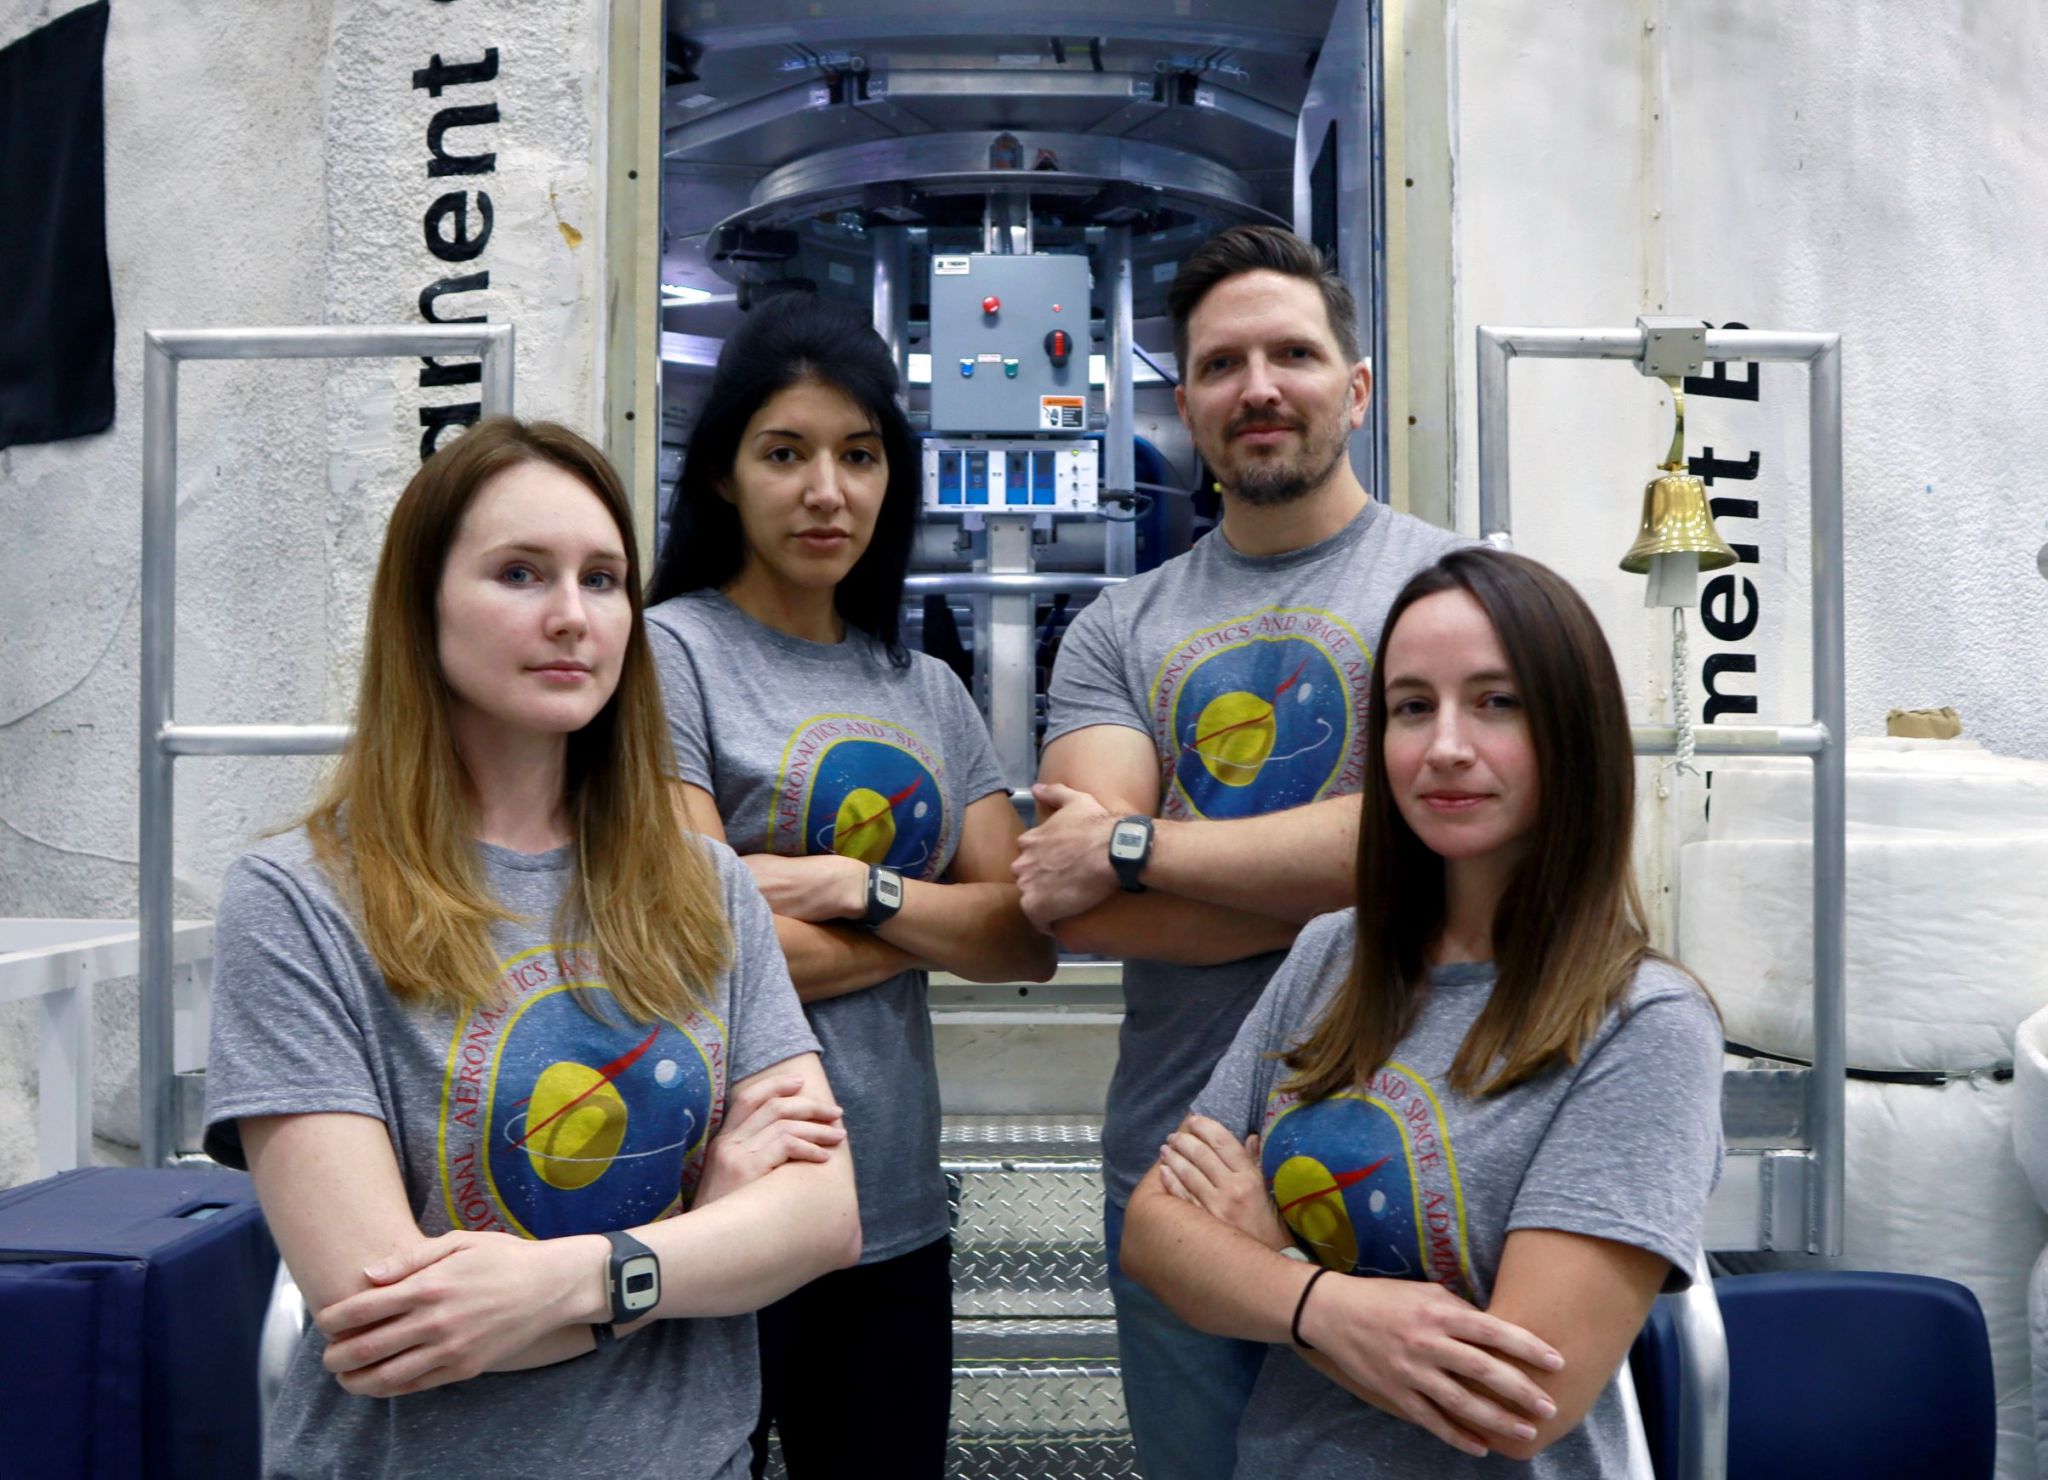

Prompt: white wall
[
  {"left": 1452, "top": 0, "right": 2048, "bottom": 762},
  {"left": 0, "top": 0, "right": 609, "bottom": 1184}
]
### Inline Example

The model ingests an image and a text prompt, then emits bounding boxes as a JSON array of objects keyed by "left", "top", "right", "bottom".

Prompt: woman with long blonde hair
[
  {"left": 203, "top": 417, "right": 858, "bottom": 1478},
  {"left": 1122, "top": 547, "right": 1722, "bottom": 1477}
]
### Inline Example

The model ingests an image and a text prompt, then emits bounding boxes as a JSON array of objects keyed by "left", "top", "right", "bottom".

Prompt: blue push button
[{"left": 959, "top": 358, "right": 975, "bottom": 378}]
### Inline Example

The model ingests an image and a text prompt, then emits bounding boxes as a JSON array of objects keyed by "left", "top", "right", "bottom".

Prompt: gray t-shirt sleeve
[
  {"left": 646, "top": 614, "right": 716, "bottom": 791},
  {"left": 1505, "top": 976, "right": 1725, "bottom": 1289},
  {"left": 1042, "top": 590, "right": 1150, "bottom": 747},
  {"left": 708, "top": 840, "right": 821, "bottom": 1084},
  {"left": 202, "top": 852, "right": 384, "bottom": 1168},
  {"left": 1189, "top": 911, "right": 1354, "bottom": 1137}
]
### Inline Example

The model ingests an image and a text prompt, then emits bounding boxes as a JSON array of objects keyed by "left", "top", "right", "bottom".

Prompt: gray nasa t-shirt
[
  {"left": 1044, "top": 500, "right": 1466, "bottom": 1203},
  {"left": 1190, "top": 910, "right": 1725, "bottom": 1480},
  {"left": 646, "top": 591, "right": 1009, "bottom": 1262},
  {"left": 203, "top": 829, "right": 819, "bottom": 1480}
]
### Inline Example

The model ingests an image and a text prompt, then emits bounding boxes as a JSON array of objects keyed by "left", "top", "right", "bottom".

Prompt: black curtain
[{"left": 0, "top": 2, "right": 114, "bottom": 450}]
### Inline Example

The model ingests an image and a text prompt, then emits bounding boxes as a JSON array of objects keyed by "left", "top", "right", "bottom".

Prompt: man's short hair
[{"left": 1166, "top": 225, "right": 1362, "bottom": 373}]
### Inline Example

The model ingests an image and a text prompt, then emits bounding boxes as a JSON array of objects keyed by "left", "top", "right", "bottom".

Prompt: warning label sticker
[{"left": 1040, "top": 396, "right": 1085, "bottom": 431}]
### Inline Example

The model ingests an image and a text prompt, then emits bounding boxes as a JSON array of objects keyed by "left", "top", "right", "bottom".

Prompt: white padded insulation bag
[
  {"left": 1682, "top": 741, "right": 2048, "bottom": 1072},
  {"left": 1723, "top": 1056, "right": 2045, "bottom": 1478}
]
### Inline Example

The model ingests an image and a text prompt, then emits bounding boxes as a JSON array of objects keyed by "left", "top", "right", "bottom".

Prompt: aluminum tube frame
[
  {"left": 1102, "top": 227, "right": 1138, "bottom": 577},
  {"left": 140, "top": 323, "right": 514, "bottom": 1168},
  {"left": 903, "top": 573, "right": 1122, "bottom": 597},
  {"left": 1474, "top": 323, "right": 1846, "bottom": 1261},
  {"left": 1668, "top": 1252, "right": 1732, "bottom": 1480}
]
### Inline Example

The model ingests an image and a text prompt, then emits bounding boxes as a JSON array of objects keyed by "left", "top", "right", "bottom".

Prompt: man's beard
[{"left": 1215, "top": 416, "right": 1351, "bottom": 507}]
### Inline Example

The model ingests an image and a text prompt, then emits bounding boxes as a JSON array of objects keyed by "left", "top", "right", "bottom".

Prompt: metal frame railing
[
  {"left": 138, "top": 324, "right": 515, "bottom": 1169},
  {"left": 1476, "top": 320, "right": 1845, "bottom": 1480}
]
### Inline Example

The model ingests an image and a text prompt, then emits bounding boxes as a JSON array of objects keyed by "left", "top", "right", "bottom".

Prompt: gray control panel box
[{"left": 927, "top": 252, "right": 1093, "bottom": 435}]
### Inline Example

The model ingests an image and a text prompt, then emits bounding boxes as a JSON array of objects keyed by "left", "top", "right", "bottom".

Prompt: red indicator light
[{"left": 982, "top": 296, "right": 1001, "bottom": 314}]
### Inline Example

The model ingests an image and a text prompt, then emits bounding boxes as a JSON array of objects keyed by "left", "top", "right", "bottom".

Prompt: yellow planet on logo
[
  {"left": 1273, "top": 1154, "right": 1359, "bottom": 1271},
  {"left": 833, "top": 786, "right": 897, "bottom": 864},
  {"left": 523, "top": 1061, "right": 628, "bottom": 1190},
  {"left": 1191, "top": 691, "right": 1277, "bottom": 786}
]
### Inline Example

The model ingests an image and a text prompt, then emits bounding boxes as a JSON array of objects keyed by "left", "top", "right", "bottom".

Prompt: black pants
[{"left": 749, "top": 1235, "right": 954, "bottom": 1479}]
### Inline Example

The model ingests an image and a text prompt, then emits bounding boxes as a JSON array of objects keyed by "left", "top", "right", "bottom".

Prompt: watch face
[
  {"left": 1110, "top": 822, "right": 1148, "bottom": 861},
  {"left": 620, "top": 1253, "right": 660, "bottom": 1315},
  {"left": 876, "top": 871, "right": 903, "bottom": 907}
]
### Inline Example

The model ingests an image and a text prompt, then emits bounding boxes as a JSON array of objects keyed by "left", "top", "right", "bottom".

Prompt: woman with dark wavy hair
[
  {"left": 1123, "top": 547, "right": 1722, "bottom": 1478},
  {"left": 204, "top": 417, "right": 860, "bottom": 1478},
  {"left": 646, "top": 294, "right": 1055, "bottom": 1478}
]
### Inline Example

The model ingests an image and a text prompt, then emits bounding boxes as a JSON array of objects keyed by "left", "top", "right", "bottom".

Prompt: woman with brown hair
[
  {"left": 202, "top": 417, "right": 859, "bottom": 1478},
  {"left": 1122, "top": 547, "right": 1723, "bottom": 1478}
]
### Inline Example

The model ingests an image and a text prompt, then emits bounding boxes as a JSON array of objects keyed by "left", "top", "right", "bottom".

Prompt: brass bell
[
  {"left": 1619, "top": 471, "right": 1738, "bottom": 574},
  {"left": 1619, "top": 378, "right": 1738, "bottom": 575}
]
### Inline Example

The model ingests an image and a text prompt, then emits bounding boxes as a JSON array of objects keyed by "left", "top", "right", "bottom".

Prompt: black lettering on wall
[
  {"left": 412, "top": 48, "right": 499, "bottom": 97},
  {"left": 419, "top": 354, "right": 482, "bottom": 389},
  {"left": 427, "top": 103, "right": 499, "bottom": 177},
  {"left": 419, "top": 401, "right": 481, "bottom": 460},
  {"left": 1702, "top": 653, "right": 1759, "bottom": 724},
  {"left": 1700, "top": 576, "right": 1759, "bottom": 643},
  {"left": 415, "top": 41, "right": 500, "bottom": 461},
  {"left": 1690, "top": 447, "right": 1761, "bottom": 485},
  {"left": 420, "top": 271, "right": 490, "bottom": 323},
  {"left": 424, "top": 191, "right": 494, "bottom": 262}
]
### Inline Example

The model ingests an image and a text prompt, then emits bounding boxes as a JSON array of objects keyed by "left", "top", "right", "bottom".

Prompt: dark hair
[
  {"left": 1284, "top": 548, "right": 1704, "bottom": 1101},
  {"left": 1166, "top": 224, "right": 1361, "bottom": 371},
  {"left": 647, "top": 293, "right": 919, "bottom": 664}
]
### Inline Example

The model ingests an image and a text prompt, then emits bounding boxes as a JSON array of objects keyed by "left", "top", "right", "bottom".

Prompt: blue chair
[{"left": 1631, "top": 1270, "right": 1995, "bottom": 1480}]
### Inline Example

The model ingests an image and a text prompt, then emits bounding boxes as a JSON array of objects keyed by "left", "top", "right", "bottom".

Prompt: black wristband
[{"left": 1290, "top": 1266, "right": 1331, "bottom": 1351}]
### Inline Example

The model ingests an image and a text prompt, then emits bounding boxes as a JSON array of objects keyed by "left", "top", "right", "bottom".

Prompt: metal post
[
  {"left": 1669, "top": 1254, "right": 1731, "bottom": 1480},
  {"left": 872, "top": 227, "right": 910, "bottom": 373},
  {"left": 983, "top": 516, "right": 1037, "bottom": 789},
  {"left": 1806, "top": 336, "right": 1847, "bottom": 1255},
  {"left": 138, "top": 323, "right": 513, "bottom": 1168},
  {"left": 1102, "top": 227, "right": 1137, "bottom": 577},
  {"left": 139, "top": 335, "right": 179, "bottom": 1172}
]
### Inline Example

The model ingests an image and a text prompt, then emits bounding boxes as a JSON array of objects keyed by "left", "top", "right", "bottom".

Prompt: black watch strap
[
  {"left": 1109, "top": 815, "right": 1154, "bottom": 893},
  {"left": 861, "top": 865, "right": 904, "bottom": 928},
  {"left": 602, "top": 1229, "right": 660, "bottom": 1325}
]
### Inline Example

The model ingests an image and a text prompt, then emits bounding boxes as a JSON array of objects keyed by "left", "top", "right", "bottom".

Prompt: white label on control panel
[
  {"left": 977, "top": 352, "right": 1004, "bottom": 363},
  {"left": 827, "top": 261, "right": 855, "bottom": 285},
  {"left": 1040, "top": 396, "right": 1086, "bottom": 431},
  {"left": 933, "top": 256, "right": 972, "bottom": 275}
]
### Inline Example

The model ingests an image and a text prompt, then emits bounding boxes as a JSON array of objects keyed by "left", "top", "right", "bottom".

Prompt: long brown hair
[
  {"left": 1285, "top": 548, "right": 1686, "bottom": 1100},
  {"left": 306, "top": 416, "right": 730, "bottom": 1019}
]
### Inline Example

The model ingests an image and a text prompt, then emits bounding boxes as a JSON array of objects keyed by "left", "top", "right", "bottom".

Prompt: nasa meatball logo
[
  {"left": 438, "top": 946, "right": 725, "bottom": 1240},
  {"left": 1150, "top": 608, "right": 1371, "bottom": 821},
  {"left": 769, "top": 712, "right": 949, "bottom": 879},
  {"left": 1261, "top": 1062, "right": 1474, "bottom": 1297}
]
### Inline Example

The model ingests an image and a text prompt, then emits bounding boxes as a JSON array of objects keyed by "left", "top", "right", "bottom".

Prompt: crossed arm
[
  {"left": 244, "top": 1050, "right": 859, "bottom": 1398},
  {"left": 1124, "top": 1116, "right": 1671, "bottom": 1462},
  {"left": 677, "top": 785, "right": 1054, "bottom": 1002},
  {"left": 1011, "top": 725, "right": 1357, "bottom": 964}
]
